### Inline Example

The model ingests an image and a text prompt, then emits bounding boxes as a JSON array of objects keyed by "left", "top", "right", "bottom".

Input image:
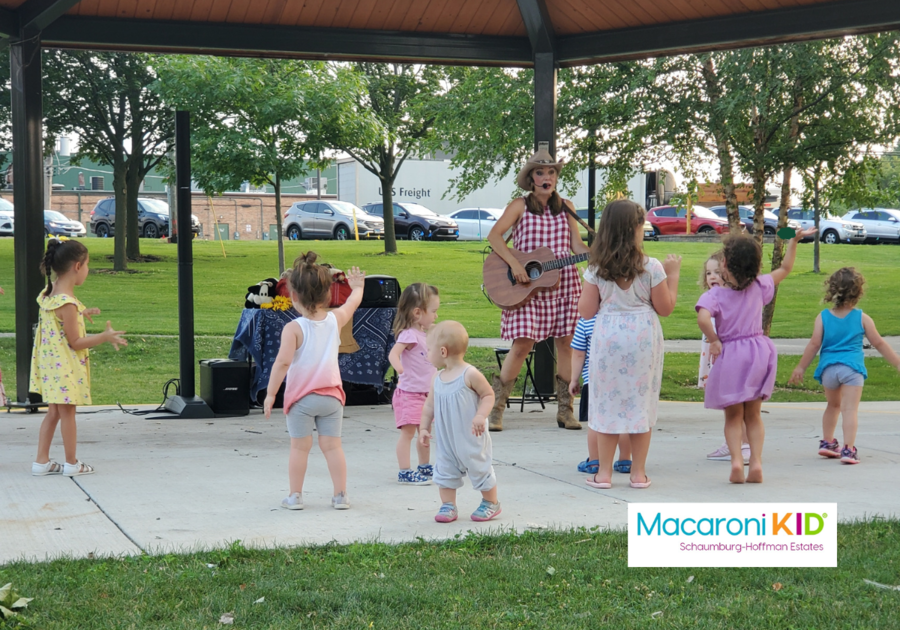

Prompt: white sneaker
[
  {"left": 331, "top": 491, "right": 350, "bottom": 510},
  {"left": 740, "top": 445, "right": 751, "bottom": 465},
  {"left": 281, "top": 492, "right": 303, "bottom": 510},
  {"left": 706, "top": 443, "right": 731, "bottom": 460}
]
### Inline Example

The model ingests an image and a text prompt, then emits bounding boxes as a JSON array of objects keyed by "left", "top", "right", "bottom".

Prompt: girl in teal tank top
[{"left": 790, "top": 268, "right": 900, "bottom": 465}]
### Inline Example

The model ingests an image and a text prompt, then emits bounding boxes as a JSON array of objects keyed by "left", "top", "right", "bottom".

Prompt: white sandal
[
  {"left": 63, "top": 461, "right": 95, "bottom": 477},
  {"left": 32, "top": 460, "right": 63, "bottom": 476}
]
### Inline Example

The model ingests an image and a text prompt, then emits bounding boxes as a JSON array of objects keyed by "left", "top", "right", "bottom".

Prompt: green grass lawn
[
  {"left": 1, "top": 521, "right": 898, "bottom": 628},
  {"left": 2, "top": 337, "right": 898, "bottom": 406},
  {"left": 1, "top": 238, "right": 898, "bottom": 339}
]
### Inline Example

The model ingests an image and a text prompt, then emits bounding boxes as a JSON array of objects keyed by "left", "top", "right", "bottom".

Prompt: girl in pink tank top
[{"left": 265, "top": 252, "right": 365, "bottom": 510}]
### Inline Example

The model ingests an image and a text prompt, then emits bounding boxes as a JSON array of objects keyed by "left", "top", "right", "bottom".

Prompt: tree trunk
[
  {"left": 762, "top": 165, "right": 794, "bottom": 333},
  {"left": 125, "top": 157, "right": 141, "bottom": 260},
  {"left": 112, "top": 158, "right": 128, "bottom": 271},
  {"left": 813, "top": 172, "right": 821, "bottom": 274},
  {"left": 275, "top": 171, "right": 285, "bottom": 275},
  {"left": 751, "top": 168, "right": 768, "bottom": 246},
  {"left": 701, "top": 56, "right": 741, "bottom": 235},
  {"left": 380, "top": 148, "right": 398, "bottom": 254}
]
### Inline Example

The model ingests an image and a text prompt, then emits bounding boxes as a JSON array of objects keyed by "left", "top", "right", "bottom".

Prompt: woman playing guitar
[{"left": 486, "top": 148, "right": 590, "bottom": 431}]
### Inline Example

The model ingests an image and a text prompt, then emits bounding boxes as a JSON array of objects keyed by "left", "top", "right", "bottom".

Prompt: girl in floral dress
[
  {"left": 578, "top": 200, "right": 682, "bottom": 489},
  {"left": 486, "top": 148, "right": 590, "bottom": 431},
  {"left": 30, "top": 239, "right": 127, "bottom": 477}
]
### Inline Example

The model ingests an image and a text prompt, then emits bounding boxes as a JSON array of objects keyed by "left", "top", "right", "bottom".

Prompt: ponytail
[
  {"left": 39, "top": 238, "right": 89, "bottom": 296},
  {"left": 289, "top": 251, "right": 333, "bottom": 314}
]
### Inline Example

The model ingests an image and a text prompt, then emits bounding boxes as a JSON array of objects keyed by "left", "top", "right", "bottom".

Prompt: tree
[
  {"left": 156, "top": 57, "right": 336, "bottom": 273},
  {"left": 44, "top": 51, "right": 173, "bottom": 269},
  {"left": 326, "top": 63, "right": 441, "bottom": 254}
]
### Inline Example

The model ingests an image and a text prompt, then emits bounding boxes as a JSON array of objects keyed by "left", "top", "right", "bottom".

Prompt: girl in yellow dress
[{"left": 30, "top": 239, "right": 127, "bottom": 477}]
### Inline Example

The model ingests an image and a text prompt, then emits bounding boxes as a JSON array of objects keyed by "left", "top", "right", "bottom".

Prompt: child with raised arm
[
  {"left": 418, "top": 321, "right": 500, "bottom": 523},
  {"left": 577, "top": 200, "right": 681, "bottom": 490},
  {"left": 264, "top": 252, "right": 365, "bottom": 510},
  {"left": 696, "top": 228, "right": 816, "bottom": 484},
  {"left": 699, "top": 251, "right": 750, "bottom": 464},
  {"left": 388, "top": 283, "right": 440, "bottom": 485},
  {"left": 31, "top": 239, "right": 127, "bottom": 477},
  {"left": 789, "top": 267, "right": 900, "bottom": 464}
]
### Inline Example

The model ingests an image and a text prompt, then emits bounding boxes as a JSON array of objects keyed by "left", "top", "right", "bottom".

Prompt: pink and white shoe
[{"left": 818, "top": 438, "right": 841, "bottom": 459}]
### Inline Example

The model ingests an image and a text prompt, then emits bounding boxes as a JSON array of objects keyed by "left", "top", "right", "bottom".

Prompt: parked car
[
  {"left": 44, "top": 210, "right": 86, "bottom": 237},
  {"left": 283, "top": 200, "right": 384, "bottom": 241},
  {"left": 786, "top": 208, "right": 867, "bottom": 244},
  {"left": 0, "top": 198, "right": 13, "bottom": 236},
  {"left": 575, "top": 208, "right": 655, "bottom": 240},
  {"left": 707, "top": 205, "right": 800, "bottom": 235},
  {"left": 840, "top": 209, "right": 900, "bottom": 244},
  {"left": 90, "top": 197, "right": 200, "bottom": 238},
  {"left": 646, "top": 205, "right": 729, "bottom": 236},
  {"left": 361, "top": 202, "right": 459, "bottom": 241},
  {"left": 447, "top": 207, "right": 504, "bottom": 240}
]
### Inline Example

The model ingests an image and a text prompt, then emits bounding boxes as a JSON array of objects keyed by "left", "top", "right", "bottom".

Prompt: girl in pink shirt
[
  {"left": 265, "top": 252, "right": 365, "bottom": 511},
  {"left": 388, "top": 283, "right": 440, "bottom": 485}
]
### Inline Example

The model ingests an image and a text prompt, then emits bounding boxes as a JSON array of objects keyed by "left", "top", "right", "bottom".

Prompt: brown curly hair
[
  {"left": 588, "top": 199, "right": 646, "bottom": 282},
  {"left": 722, "top": 236, "right": 762, "bottom": 290},
  {"left": 824, "top": 267, "right": 865, "bottom": 308},
  {"left": 289, "top": 251, "right": 332, "bottom": 314}
]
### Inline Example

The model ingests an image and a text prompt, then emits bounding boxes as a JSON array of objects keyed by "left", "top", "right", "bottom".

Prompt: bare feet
[
  {"left": 730, "top": 465, "right": 745, "bottom": 484},
  {"left": 746, "top": 465, "right": 763, "bottom": 483}
]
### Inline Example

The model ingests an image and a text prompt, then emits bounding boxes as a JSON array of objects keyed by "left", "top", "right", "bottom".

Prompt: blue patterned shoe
[
  {"left": 417, "top": 463, "right": 434, "bottom": 479},
  {"left": 398, "top": 469, "right": 432, "bottom": 485},
  {"left": 435, "top": 502, "right": 458, "bottom": 523},
  {"left": 577, "top": 457, "right": 599, "bottom": 474},
  {"left": 471, "top": 500, "right": 502, "bottom": 522}
]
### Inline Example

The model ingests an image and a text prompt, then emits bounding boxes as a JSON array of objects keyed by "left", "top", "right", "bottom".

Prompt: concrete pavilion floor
[{"left": 2, "top": 400, "right": 899, "bottom": 565}]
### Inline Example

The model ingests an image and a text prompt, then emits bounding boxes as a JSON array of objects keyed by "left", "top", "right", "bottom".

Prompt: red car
[{"left": 647, "top": 205, "right": 730, "bottom": 236}]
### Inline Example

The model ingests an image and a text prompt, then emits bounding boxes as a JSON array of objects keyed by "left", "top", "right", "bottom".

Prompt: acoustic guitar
[{"left": 482, "top": 247, "right": 589, "bottom": 310}]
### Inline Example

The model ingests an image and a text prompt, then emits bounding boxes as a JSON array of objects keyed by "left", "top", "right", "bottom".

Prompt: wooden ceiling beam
[
  {"left": 18, "top": 0, "right": 83, "bottom": 32},
  {"left": 557, "top": 0, "right": 900, "bottom": 65},
  {"left": 41, "top": 16, "right": 534, "bottom": 65}
]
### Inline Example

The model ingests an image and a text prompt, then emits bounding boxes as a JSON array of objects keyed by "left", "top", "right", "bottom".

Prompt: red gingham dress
[{"left": 500, "top": 204, "right": 582, "bottom": 341}]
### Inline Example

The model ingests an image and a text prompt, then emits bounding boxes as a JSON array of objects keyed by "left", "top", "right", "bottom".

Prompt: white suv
[{"left": 786, "top": 208, "right": 866, "bottom": 244}]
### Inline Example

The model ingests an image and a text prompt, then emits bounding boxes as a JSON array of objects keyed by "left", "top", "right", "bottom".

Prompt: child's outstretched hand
[
  {"left": 569, "top": 379, "right": 580, "bottom": 396},
  {"left": 0, "top": 286, "right": 4, "bottom": 295},
  {"left": 418, "top": 428, "right": 432, "bottom": 447},
  {"left": 83, "top": 307, "right": 101, "bottom": 324},
  {"left": 471, "top": 415, "right": 487, "bottom": 437},
  {"left": 788, "top": 366, "right": 806, "bottom": 386},
  {"left": 663, "top": 254, "right": 682, "bottom": 275},
  {"left": 709, "top": 339, "right": 722, "bottom": 364},
  {"left": 346, "top": 267, "right": 365, "bottom": 290},
  {"left": 103, "top": 321, "right": 127, "bottom": 351},
  {"left": 794, "top": 227, "right": 817, "bottom": 241}
]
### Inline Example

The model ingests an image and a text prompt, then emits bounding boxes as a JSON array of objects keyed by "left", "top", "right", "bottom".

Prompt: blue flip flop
[
  {"left": 577, "top": 457, "right": 599, "bottom": 474},
  {"left": 613, "top": 459, "right": 632, "bottom": 474}
]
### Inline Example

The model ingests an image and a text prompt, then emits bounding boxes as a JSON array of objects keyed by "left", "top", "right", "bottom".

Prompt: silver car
[
  {"left": 0, "top": 198, "right": 12, "bottom": 236},
  {"left": 841, "top": 209, "right": 900, "bottom": 243},
  {"left": 284, "top": 200, "right": 384, "bottom": 241}
]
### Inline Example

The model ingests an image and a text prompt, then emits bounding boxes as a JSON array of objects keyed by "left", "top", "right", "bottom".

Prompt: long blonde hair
[
  {"left": 393, "top": 283, "right": 439, "bottom": 335},
  {"left": 588, "top": 199, "right": 646, "bottom": 281}
]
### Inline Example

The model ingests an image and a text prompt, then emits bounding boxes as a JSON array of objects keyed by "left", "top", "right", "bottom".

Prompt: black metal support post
[
  {"left": 587, "top": 159, "right": 596, "bottom": 247},
  {"left": 533, "top": 51, "right": 558, "bottom": 397},
  {"left": 10, "top": 34, "right": 48, "bottom": 409},
  {"left": 163, "top": 110, "right": 213, "bottom": 418}
]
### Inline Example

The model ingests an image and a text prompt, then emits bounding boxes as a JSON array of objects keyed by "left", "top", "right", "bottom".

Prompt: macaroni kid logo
[{"left": 628, "top": 503, "right": 837, "bottom": 567}]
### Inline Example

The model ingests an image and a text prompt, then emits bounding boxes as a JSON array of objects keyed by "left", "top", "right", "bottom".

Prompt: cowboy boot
[
  {"left": 488, "top": 374, "right": 515, "bottom": 432},
  {"left": 556, "top": 375, "right": 581, "bottom": 430}
]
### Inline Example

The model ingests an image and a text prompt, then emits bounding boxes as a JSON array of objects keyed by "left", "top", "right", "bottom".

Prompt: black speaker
[
  {"left": 361, "top": 275, "right": 401, "bottom": 308},
  {"left": 200, "top": 359, "right": 250, "bottom": 416}
]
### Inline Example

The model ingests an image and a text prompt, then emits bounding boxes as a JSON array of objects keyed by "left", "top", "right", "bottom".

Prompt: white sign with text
[{"left": 628, "top": 503, "right": 837, "bottom": 567}]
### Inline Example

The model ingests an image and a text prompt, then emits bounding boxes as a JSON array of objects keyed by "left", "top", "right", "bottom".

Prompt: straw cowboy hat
[{"left": 516, "top": 147, "right": 564, "bottom": 191}]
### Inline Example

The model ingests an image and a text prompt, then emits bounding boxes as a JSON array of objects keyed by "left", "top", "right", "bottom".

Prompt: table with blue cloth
[{"left": 228, "top": 307, "right": 396, "bottom": 404}]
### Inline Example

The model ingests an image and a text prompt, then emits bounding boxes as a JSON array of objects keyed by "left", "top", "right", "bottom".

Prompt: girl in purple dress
[{"left": 696, "top": 229, "right": 815, "bottom": 484}]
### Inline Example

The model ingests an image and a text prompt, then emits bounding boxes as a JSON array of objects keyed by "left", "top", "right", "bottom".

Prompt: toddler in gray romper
[{"left": 419, "top": 320, "right": 501, "bottom": 523}]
